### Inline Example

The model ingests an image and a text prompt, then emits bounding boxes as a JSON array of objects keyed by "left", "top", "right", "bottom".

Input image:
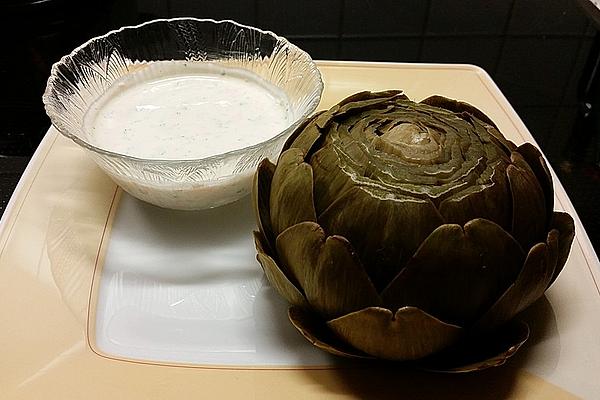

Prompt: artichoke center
[
  {"left": 386, "top": 123, "right": 428, "bottom": 145},
  {"left": 374, "top": 123, "right": 442, "bottom": 163}
]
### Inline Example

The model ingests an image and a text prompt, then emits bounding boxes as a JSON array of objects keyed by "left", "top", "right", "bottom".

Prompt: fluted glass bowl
[{"left": 43, "top": 18, "right": 323, "bottom": 210}]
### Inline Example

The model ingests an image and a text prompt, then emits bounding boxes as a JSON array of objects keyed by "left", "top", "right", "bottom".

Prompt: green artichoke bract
[{"left": 252, "top": 90, "right": 575, "bottom": 371}]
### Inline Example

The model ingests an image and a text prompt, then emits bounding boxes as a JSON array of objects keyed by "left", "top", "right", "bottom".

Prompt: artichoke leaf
[
  {"left": 420, "top": 95, "right": 517, "bottom": 154},
  {"left": 547, "top": 211, "right": 575, "bottom": 288},
  {"left": 516, "top": 143, "right": 554, "bottom": 224},
  {"left": 253, "top": 229, "right": 271, "bottom": 257},
  {"left": 253, "top": 158, "right": 276, "bottom": 250},
  {"left": 382, "top": 220, "right": 524, "bottom": 326},
  {"left": 419, "top": 319, "right": 529, "bottom": 373},
  {"left": 288, "top": 306, "right": 371, "bottom": 359},
  {"left": 310, "top": 235, "right": 382, "bottom": 319},
  {"left": 275, "top": 221, "right": 323, "bottom": 288},
  {"left": 473, "top": 118, "right": 517, "bottom": 158},
  {"left": 284, "top": 111, "right": 326, "bottom": 157},
  {"left": 439, "top": 160, "right": 512, "bottom": 230},
  {"left": 420, "top": 95, "right": 497, "bottom": 128},
  {"left": 275, "top": 222, "right": 381, "bottom": 319},
  {"left": 338, "top": 90, "right": 407, "bottom": 106},
  {"left": 473, "top": 233, "right": 559, "bottom": 332},
  {"left": 331, "top": 90, "right": 408, "bottom": 121},
  {"left": 319, "top": 185, "right": 444, "bottom": 290},
  {"left": 346, "top": 112, "right": 381, "bottom": 141},
  {"left": 507, "top": 151, "right": 547, "bottom": 249},
  {"left": 483, "top": 125, "right": 518, "bottom": 154},
  {"left": 327, "top": 306, "right": 462, "bottom": 361},
  {"left": 310, "top": 145, "right": 361, "bottom": 214},
  {"left": 269, "top": 148, "right": 317, "bottom": 236},
  {"left": 254, "top": 232, "right": 308, "bottom": 308}
]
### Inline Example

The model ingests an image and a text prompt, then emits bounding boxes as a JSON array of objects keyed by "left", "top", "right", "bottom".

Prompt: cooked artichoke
[{"left": 252, "top": 90, "right": 575, "bottom": 371}]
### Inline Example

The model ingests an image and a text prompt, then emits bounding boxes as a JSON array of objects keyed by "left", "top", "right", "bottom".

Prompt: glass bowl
[{"left": 43, "top": 18, "right": 323, "bottom": 210}]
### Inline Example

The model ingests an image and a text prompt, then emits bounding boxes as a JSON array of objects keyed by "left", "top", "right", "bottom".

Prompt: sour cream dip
[
  {"left": 79, "top": 61, "right": 300, "bottom": 210},
  {"left": 83, "top": 61, "right": 293, "bottom": 160}
]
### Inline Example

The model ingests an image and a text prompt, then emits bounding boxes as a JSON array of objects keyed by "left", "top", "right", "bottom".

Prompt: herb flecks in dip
[{"left": 84, "top": 61, "right": 293, "bottom": 160}]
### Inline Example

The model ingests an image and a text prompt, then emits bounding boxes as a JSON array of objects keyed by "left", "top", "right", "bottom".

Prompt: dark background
[{"left": 1, "top": 0, "right": 599, "bottom": 251}]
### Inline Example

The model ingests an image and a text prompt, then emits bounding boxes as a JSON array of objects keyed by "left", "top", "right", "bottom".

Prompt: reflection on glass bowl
[{"left": 43, "top": 18, "right": 323, "bottom": 210}]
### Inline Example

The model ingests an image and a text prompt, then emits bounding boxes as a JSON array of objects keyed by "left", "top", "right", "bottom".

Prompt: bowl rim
[{"left": 42, "top": 17, "right": 324, "bottom": 166}]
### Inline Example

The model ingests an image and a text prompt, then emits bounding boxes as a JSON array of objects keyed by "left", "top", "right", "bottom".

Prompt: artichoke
[{"left": 252, "top": 90, "right": 575, "bottom": 371}]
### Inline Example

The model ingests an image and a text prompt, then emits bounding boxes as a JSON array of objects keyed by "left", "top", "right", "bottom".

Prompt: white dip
[
  {"left": 81, "top": 61, "right": 296, "bottom": 210},
  {"left": 84, "top": 61, "right": 293, "bottom": 159}
]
